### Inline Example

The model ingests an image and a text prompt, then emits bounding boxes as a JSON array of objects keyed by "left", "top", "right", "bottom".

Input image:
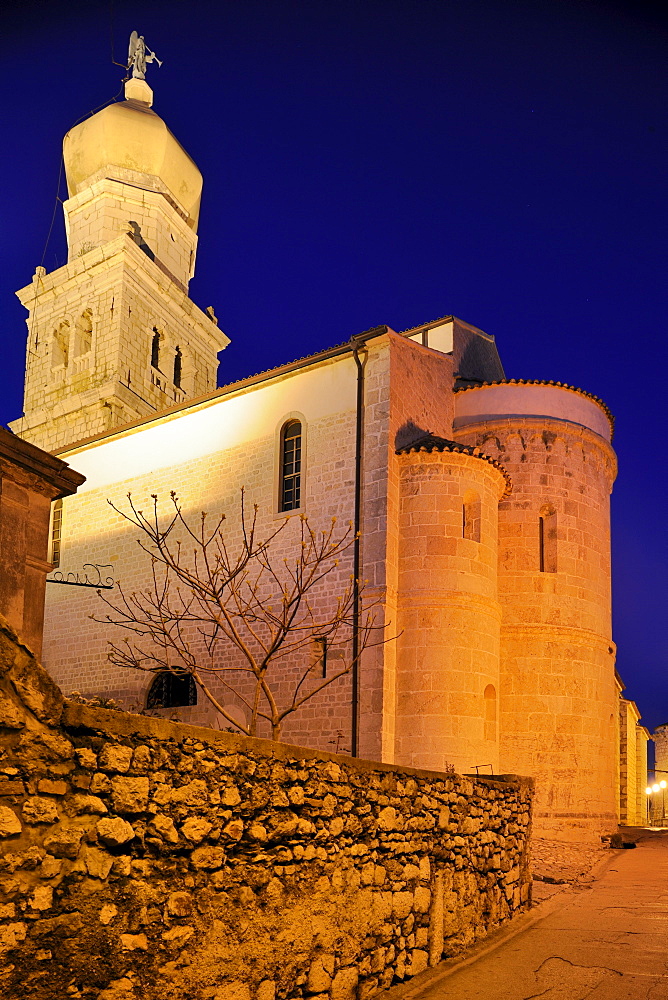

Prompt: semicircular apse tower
[
  {"left": 453, "top": 380, "right": 618, "bottom": 841},
  {"left": 393, "top": 434, "right": 511, "bottom": 776}
]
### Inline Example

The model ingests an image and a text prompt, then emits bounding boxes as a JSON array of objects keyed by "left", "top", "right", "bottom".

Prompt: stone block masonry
[{"left": 0, "top": 616, "right": 532, "bottom": 1000}]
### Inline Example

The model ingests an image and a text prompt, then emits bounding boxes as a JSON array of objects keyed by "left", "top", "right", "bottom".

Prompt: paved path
[
  {"left": 391, "top": 829, "right": 668, "bottom": 1000},
  {"left": 530, "top": 835, "right": 609, "bottom": 905}
]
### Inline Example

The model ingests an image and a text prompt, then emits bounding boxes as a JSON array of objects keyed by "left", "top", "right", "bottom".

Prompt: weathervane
[{"left": 127, "top": 31, "right": 162, "bottom": 80}]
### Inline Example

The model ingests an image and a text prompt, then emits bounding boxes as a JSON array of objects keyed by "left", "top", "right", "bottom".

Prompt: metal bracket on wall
[{"left": 46, "top": 563, "right": 115, "bottom": 590}]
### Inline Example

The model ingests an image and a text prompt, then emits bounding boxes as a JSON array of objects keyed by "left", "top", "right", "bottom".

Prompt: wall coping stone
[
  {"left": 0, "top": 425, "right": 85, "bottom": 499},
  {"left": 62, "top": 701, "right": 533, "bottom": 790}
]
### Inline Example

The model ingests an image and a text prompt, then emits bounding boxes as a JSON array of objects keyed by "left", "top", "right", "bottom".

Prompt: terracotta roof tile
[
  {"left": 396, "top": 433, "right": 512, "bottom": 498},
  {"left": 454, "top": 379, "right": 615, "bottom": 437}
]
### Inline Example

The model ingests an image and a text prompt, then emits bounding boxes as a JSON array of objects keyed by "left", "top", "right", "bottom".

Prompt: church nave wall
[{"left": 41, "top": 350, "right": 391, "bottom": 756}]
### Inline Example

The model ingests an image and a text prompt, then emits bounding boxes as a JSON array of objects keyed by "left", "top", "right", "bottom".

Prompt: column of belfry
[{"left": 10, "top": 75, "right": 229, "bottom": 453}]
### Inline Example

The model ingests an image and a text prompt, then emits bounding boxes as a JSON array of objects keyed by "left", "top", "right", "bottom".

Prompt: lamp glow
[
  {"left": 660, "top": 781, "right": 667, "bottom": 789},
  {"left": 652, "top": 784, "right": 660, "bottom": 793},
  {"left": 646, "top": 787, "right": 653, "bottom": 795}
]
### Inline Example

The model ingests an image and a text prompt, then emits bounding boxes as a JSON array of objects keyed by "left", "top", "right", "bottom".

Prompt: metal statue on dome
[{"left": 127, "top": 31, "right": 162, "bottom": 80}]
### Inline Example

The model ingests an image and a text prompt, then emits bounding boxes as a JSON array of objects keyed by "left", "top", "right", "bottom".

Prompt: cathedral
[{"left": 8, "top": 72, "right": 648, "bottom": 842}]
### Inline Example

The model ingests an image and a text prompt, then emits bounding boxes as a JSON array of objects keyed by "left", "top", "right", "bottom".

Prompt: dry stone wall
[{"left": 0, "top": 615, "right": 532, "bottom": 1000}]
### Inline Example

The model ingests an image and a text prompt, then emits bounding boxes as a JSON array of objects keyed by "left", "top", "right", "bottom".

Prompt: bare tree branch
[{"left": 94, "top": 492, "right": 388, "bottom": 741}]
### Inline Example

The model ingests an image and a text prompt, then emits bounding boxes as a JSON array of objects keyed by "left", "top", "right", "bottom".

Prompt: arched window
[
  {"left": 52, "top": 321, "right": 70, "bottom": 368},
  {"left": 484, "top": 684, "right": 497, "bottom": 742},
  {"left": 146, "top": 672, "right": 197, "bottom": 709},
  {"left": 73, "top": 309, "right": 93, "bottom": 358},
  {"left": 539, "top": 504, "right": 557, "bottom": 573},
  {"left": 151, "top": 328, "right": 161, "bottom": 369},
  {"left": 50, "top": 499, "right": 63, "bottom": 568},
  {"left": 463, "top": 490, "right": 481, "bottom": 542},
  {"left": 280, "top": 420, "right": 302, "bottom": 511},
  {"left": 173, "top": 346, "right": 182, "bottom": 388}
]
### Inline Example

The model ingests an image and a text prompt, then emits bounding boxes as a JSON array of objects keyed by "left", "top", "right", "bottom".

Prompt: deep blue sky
[{"left": 2, "top": 1, "right": 666, "bottom": 731}]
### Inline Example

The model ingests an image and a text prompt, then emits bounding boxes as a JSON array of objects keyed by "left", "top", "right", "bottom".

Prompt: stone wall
[
  {"left": 0, "top": 615, "right": 532, "bottom": 1000},
  {"left": 38, "top": 345, "right": 365, "bottom": 752},
  {"left": 454, "top": 392, "right": 618, "bottom": 843},
  {"left": 10, "top": 234, "right": 226, "bottom": 453},
  {"left": 393, "top": 446, "right": 507, "bottom": 775},
  {"left": 619, "top": 698, "right": 649, "bottom": 826},
  {"left": 0, "top": 427, "right": 85, "bottom": 658}
]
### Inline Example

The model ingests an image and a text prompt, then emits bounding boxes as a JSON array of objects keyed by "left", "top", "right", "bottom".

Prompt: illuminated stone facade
[
  {"left": 651, "top": 723, "right": 668, "bottom": 824},
  {"left": 0, "top": 429, "right": 84, "bottom": 657},
  {"left": 452, "top": 383, "right": 619, "bottom": 838},
  {"left": 8, "top": 76, "right": 645, "bottom": 843},
  {"left": 619, "top": 697, "right": 650, "bottom": 825},
  {"left": 9, "top": 79, "right": 228, "bottom": 453}
]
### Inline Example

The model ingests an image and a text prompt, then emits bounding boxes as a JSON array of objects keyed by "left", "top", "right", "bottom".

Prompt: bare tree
[{"left": 94, "top": 491, "right": 384, "bottom": 741}]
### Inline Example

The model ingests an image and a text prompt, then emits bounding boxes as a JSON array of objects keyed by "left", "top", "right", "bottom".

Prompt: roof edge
[
  {"left": 396, "top": 433, "right": 512, "bottom": 498},
  {"left": 53, "top": 325, "right": 391, "bottom": 457},
  {"left": 454, "top": 379, "right": 615, "bottom": 436}
]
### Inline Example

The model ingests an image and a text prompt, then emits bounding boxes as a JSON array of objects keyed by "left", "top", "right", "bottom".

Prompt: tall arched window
[
  {"left": 73, "top": 309, "right": 93, "bottom": 358},
  {"left": 52, "top": 321, "right": 70, "bottom": 369},
  {"left": 146, "top": 672, "right": 197, "bottom": 709},
  {"left": 50, "top": 499, "right": 63, "bottom": 568},
  {"left": 539, "top": 504, "right": 557, "bottom": 573},
  {"left": 173, "top": 346, "right": 182, "bottom": 388},
  {"left": 280, "top": 420, "right": 302, "bottom": 511}
]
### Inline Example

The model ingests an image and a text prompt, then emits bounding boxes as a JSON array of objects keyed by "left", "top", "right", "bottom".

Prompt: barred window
[
  {"left": 50, "top": 499, "right": 63, "bottom": 568},
  {"left": 146, "top": 672, "right": 197, "bottom": 709},
  {"left": 280, "top": 420, "right": 302, "bottom": 512}
]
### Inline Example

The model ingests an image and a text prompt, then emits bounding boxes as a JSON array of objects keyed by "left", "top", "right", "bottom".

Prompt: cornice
[
  {"left": 0, "top": 428, "right": 85, "bottom": 499},
  {"left": 501, "top": 622, "right": 615, "bottom": 652}
]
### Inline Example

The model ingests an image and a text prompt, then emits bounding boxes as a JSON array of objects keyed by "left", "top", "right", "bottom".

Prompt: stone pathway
[
  {"left": 385, "top": 828, "right": 668, "bottom": 1000},
  {"left": 530, "top": 836, "right": 609, "bottom": 903}
]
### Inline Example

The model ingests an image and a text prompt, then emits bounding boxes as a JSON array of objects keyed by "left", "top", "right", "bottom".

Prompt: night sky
[{"left": 2, "top": 1, "right": 666, "bottom": 733}]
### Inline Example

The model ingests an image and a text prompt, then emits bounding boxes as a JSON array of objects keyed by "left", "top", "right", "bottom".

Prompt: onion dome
[{"left": 62, "top": 79, "right": 202, "bottom": 230}]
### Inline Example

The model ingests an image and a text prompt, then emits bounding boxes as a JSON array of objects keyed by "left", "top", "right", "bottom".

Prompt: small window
[
  {"left": 151, "top": 328, "right": 161, "bottom": 369},
  {"left": 280, "top": 420, "right": 302, "bottom": 512},
  {"left": 50, "top": 499, "right": 63, "bottom": 568},
  {"left": 312, "top": 637, "right": 327, "bottom": 678},
  {"left": 146, "top": 672, "right": 197, "bottom": 709},
  {"left": 463, "top": 490, "right": 481, "bottom": 542},
  {"left": 484, "top": 684, "right": 497, "bottom": 741},
  {"left": 173, "top": 346, "right": 182, "bottom": 388},
  {"left": 539, "top": 505, "right": 557, "bottom": 573}
]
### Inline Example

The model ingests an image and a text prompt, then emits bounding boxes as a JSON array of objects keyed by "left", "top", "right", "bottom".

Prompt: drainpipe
[{"left": 350, "top": 338, "right": 368, "bottom": 757}]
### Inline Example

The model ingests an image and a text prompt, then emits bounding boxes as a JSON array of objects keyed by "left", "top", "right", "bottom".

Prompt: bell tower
[{"left": 11, "top": 71, "right": 229, "bottom": 452}]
